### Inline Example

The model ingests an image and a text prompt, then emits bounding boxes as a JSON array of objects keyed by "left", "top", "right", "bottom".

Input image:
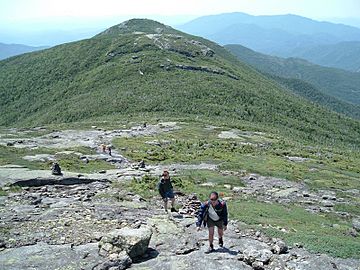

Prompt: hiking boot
[
  {"left": 170, "top": 207, "right": 177, "bottom": 212},
  {"left": 219, "top": 237, "right": 223, "bottom": 247},
  {"left": 205, "top": 244, "right": 215, "bottom": 254}
]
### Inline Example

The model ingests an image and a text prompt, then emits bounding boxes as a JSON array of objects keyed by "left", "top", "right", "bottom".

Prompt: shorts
[
  {"left": 207, "top": 218, "right": 224, "bottom": 229},
  {"left": 163, "top": 190, "right": 174, "bottom": 200}
]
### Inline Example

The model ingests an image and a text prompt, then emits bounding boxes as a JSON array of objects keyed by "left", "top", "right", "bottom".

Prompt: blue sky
[{"left": 1, "top": 0, "right": 359, "bottom": 45}]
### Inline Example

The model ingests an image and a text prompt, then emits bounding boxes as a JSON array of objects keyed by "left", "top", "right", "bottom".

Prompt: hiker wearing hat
[
  {"left": 158, "top": 170, "right": 177, "bottom": 213},
  {"left": 196, "top": 191, "right": 228, "bottom": 253}
]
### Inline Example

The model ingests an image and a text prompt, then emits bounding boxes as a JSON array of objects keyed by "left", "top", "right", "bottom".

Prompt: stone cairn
[{"left": 178, "top": 194, "right": 202, "bottom": 217}]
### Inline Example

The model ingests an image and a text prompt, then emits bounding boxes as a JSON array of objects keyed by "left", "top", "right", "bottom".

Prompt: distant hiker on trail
[
  {"left": 158, "top": 170, "right": 177, "bottom": 213},
  {"left": 196, "top": 191, "right": 228, "bottom": 253},
  {"left": 107, "top": 145, "right": 112, "bottom": 156},
  {"left": 139, "top": 159, "right": 146, "bottom": 168},
  {"left": 51, "top": 162, "right": 62, "bottom": 176},
  {"left": 101, "top": 144, "right": 106, "bottom": 153}
]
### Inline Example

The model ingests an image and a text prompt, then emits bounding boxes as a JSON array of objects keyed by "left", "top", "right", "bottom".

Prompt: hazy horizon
[{"left": 1, "top": 0, "right": 359, "bottom": 46}]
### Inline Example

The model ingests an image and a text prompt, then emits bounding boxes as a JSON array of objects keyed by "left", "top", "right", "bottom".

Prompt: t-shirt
[
  {"left": 208, "top": 204, "right": 220, "bottom": 221},
  {"left": 158, "top": 178, "right": 173, "bottom": 198}
]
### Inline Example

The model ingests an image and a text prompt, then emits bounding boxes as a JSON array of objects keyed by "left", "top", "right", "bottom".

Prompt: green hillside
[
  {"left": 291, "top": 41, "right": 360, "bottom": 72},
  {"left": 224, "top": 45, "right": 360, "bottom": 120},
  {"left": 225, "top": 44, "right": 360, "bottom": 106},
  {"left": 1, "top": 19, "right": 360, "bottom": 147},
  {"left": 269, "top": 75, "right": 360, "bottom": 120}
]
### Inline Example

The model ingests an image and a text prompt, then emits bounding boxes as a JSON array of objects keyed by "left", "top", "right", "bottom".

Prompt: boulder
[
  {"left": 94, "top": 251, "right": 132, "bottom": 270},
  {"left": 232, "top": 186, "right": 245, "bottom": 193},
  {"left": 199, "top": 182, "right": 215, "bottom": 187},
  {"left": 286, "top": 156, "right": 308, "bottom": 162},
  {"left": 322, "top": 194, "right": 336, "bottom": 200},
  {"left": 349, "top": 228, "right": 358, "bottom": 237},
  {"left": 352, "top": 218, "right": 360, "bottom": 232},
  {"left": 248, "top": 174, "right": 257, "bottom": 181},
  {"left": 272, "top": 240, "right": 288, "bottom": 254},
  {"left": 99, "top": 226, "right": 152, "bottom": 259},
  {"left": 243, "top": 247, "right": 273, "bottom": 264},
  {"left": 252, "top": 261, "right": 264, "bottom": 270},
  {"left": 322, "top": 200, "right": 335, "bottom": 207}
]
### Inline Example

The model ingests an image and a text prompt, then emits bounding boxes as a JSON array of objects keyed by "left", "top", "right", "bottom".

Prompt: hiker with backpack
[
  {"left": 196, "top": 191, "right": 228, "bottom": 253},
  {"left": 158, "top": 170, "right": 177, "bottom": 213},
  {"left": 100, "top": 144, "right": 106, "bottom": 153}
]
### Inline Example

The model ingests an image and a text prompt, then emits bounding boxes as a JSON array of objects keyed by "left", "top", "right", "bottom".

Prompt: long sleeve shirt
[{"left": 196, "top": 200, "right": 228, "bottom": 227}]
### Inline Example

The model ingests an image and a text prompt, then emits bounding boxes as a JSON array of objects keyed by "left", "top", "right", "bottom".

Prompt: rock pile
[{"left": 178, "top": 194, "right": 202, "bottom": 217}]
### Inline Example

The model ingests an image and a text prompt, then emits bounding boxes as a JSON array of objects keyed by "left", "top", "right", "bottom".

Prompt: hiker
[
  {"left": 139, "top": 159, "right": 145, "bottom": 168},
  {"left": 196, "top": 191, "right": 228, "bottom": 253},
  {"left": 107, "top": 145, "right": 112, "bottom": 156},
  {"left": 51, "top": 162, "right": 62, "bottom": 175},
  {"left": 101, "top": 144, "right": 106, "bottom": 153},
  {"left": 158, "top": 170, "right": 177, "bottom": 213}
]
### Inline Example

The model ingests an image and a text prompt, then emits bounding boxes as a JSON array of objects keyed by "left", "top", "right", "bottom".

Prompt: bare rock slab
[{"left": 0, "top": 242, "right": 105, "bottom": 270}]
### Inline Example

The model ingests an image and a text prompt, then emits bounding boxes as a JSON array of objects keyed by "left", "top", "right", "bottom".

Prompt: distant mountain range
[
  {"left": 178, "top": 12, "right": 360, "bottom": 71},
  {"left": 1, "top": 19, "right": 360, "bottom": 146},
  {"left": 0, "top": 43, "right": 48, "bottom": 60},
  {"left": 226, "top": 44, "right": 360, "bottom": 107}
]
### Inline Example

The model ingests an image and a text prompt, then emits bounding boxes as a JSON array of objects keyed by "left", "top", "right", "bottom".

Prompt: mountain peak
[{"left": 96, "top": 18, "right": 178, "bottom": 37}]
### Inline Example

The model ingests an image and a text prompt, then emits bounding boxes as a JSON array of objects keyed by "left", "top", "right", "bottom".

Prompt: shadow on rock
[
  {"left": 132, "top": 247, "right": 159, "bottom": 263},
  {"left": 212, "top": 247, "right": 238, "bottom": 255}
]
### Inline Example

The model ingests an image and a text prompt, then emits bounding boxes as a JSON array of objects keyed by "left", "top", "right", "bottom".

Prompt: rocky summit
[{"left": 0, "top": 122, "right": 359, "bottom": 270}]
